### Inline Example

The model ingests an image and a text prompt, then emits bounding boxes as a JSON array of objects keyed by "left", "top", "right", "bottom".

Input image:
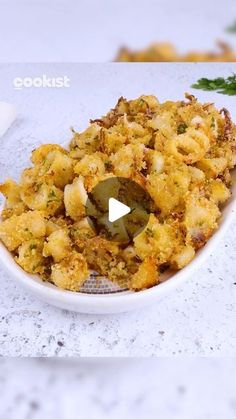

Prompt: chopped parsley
[
  {"left": 211, "top": 117, "right": 216, "bottom": 129},
  {"left": 29, "top": 244, "right": 37, "bottom": 250},
  {"left": 177, "top": 123, "right": 187, "bottom": 134},
  {"left": 48, "top": 190, "right": 56, "bottom": 199},
  {"left": 191, "top": 75, "right": 236, "bottom": 95},
  {"left": 47, "top": 190, "right": 58, "bottom": 204},
  {"left": 146, "top": 227, "right": 154, "bottom": 238}
]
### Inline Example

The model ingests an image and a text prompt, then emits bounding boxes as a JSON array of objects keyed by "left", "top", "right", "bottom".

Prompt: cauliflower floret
[
  {"left": 16, "top": 239, "right": 46, "bottom": 274},
  {"left": 74, "top": 153, "right": 106, "bottom": 191},
  {"left": 196, "top": 157, "right": 228, "bottom": 179},
  {"left": 69, "top": 124, "right": 101, "bottom": 158},
  {"left": 147, "top": 111, "right": 176, "bottom": 137},
  {"left": 110, "top": 144, "right": 145, "bottom": 177},
  {"left": 147, "top": 168, "right": 190, "bottom": 216},
  {"left": 40, "top": 151, "right": 74, "bottom": 189},
  {"left": 31, "top": 144, "right": 67, "bottom": 165},
  {"left": 0, "top": 178, "right": 26, "bottom": 219},
  {"left": 165, "top": 128, "right": 210, "bottom": 164},
  {"left": 138, "top": 95, "right": 159, "bottom": 111},
  {"left": 206, "top": 179, "right": 231, "bottom": 204},
  {"left": 0, "top": 211, "right": 46, "bottom": 251},
  {"left": 101, "top": 128, "right": 127, "bottom": 154},
  {"left": 20, "top": 184, "right": 63, "bottom": 216},
  {"left": 184, "top": 192, "right": 220, "bottom": 249},
  {"left": 46, "top": 216, "right": 70, "bottom": 236},
  {"left": 83, "top": 237, "right": 120, "bottom": 274},
  {"left": 145, "top": 150, "right": 164, "bottom": 174},
  {"left": 188, "top": 166, "right": 205, "bottom": 187},
  {"left": 64, "top": 177, "right": 88, "bottom": 220},
  {"left": 31, "top": 145, "right": 75, "bottom": 189},
  {"left": 74, "top": 153, "right": 105, "bottom": 177},
  {"left": 70, "top": 218, "right": 95, "bottom": 250},
  {"left": 134, "top": 214, "right": 177, "bottom": 263},
  {"left": 51, "top": 251, "right": 88, "bottom": 291},
  {"left": 170, "top": 245, "right": 195, "bottom": 269},
  {"left": 43, "top": 229, "right": 71, "bottom": 262},
  {"left": 130, "top": 257, "right": 159, "bottom": 290}
]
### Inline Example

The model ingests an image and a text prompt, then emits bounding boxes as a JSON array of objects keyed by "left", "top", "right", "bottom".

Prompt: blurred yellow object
[{"left": 116, "top": 41, "right": 236, "bottom": 62}]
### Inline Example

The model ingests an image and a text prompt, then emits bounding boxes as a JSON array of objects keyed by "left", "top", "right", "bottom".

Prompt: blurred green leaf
[{"left": 191, "top": 75, "right": 236, "bottom": 95}]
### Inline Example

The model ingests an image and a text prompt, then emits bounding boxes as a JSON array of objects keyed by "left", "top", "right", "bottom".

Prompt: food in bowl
[
  {"left": 0, "top": 93, "right": 235, "bottom": 292},
  {"left": 116, "top": 42, "right": 236, "bottom": 62}
]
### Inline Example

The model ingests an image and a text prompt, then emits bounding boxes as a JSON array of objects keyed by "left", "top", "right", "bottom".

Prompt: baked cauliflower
[{"left": 0, "top": 93, "right": 235, "bottom": 292}]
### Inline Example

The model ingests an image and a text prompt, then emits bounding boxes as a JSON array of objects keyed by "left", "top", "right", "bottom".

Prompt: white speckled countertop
[
  {"left": 0, "top": 63, "right": 236, "bottom": 356},
  {"left": 1, "top": 358, "right": 236, "bottom": 418}
]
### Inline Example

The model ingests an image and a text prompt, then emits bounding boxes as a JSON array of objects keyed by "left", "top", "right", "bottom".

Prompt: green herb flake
[
  {"left": 177, "top": 123, "right": 187, "bottom": 134},
  {"left": 146, "top": 227, "right": 154, "bottom": 238},
  {"left": 210, "top": 117, "right": 216, "bottom": 129},
  {"left": 48, "top": 190, "right": 56, "bottom": 199},
  {"left": 29, "top": 244, "right": 37, "bottom": 250}
]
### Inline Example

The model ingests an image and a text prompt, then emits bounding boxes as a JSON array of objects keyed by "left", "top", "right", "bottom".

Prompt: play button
[
  {"left": 108, "top": 198, "right": 131, "bottom": 222},
  {"left": 85, "top": 177, "right": 153, "bottom": 243}
]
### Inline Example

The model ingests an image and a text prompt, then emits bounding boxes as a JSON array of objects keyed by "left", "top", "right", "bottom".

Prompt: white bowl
[{"left": 0, "top": 157, "right": 235, "bottom": 313}]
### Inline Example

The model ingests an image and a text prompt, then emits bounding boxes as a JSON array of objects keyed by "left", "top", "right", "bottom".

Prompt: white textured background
[
  {"left": 0, "top": 63, "right": 236, "bottom": 356},
  {"left": 1, "top": 358, "right": 236, "bottom": 419},
  {"left": 0, "top": 0, "right": 236, "bottom": 62}
]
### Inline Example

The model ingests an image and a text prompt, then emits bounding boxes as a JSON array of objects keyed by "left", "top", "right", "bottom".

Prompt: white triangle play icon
[{"left": 108, "top": 198, "right": 131, "bottom": 223}]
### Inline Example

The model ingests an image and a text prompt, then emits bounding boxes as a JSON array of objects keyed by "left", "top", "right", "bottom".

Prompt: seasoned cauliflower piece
[
  {"left": 74, "top": 153, "right": 105, "bottom": 177},
  {"left": 31, "top": 144, "right": 67, "bottom": 165},
  {"left": 40, "top": 151, "right": 74, "bottom": 189},
  {"left": 206, "top": 179, "right": 231, "bottom": 204},
  {"left": 43, "top": 229, "right": 71, "bottom": 262},
  {"left": 0, "top": 211, "right": 46, "bottom": 251},
  {"left": 31, "top": 145, "right": 74, "bottom": 189},
  {"left": 147, "top": 111, "right": 176, "bottom": 137},
  {"left": 0, "top": 178, "right": 26, "bottom": 219},
  {"left": 70, "top": 218, "right": 95, "bottom": 250},
  {"left": 170, "top": 245, "right": 195, "bottom": 269},
  {"left": 147, "top": 167, "right": 190, "bottom": 216},
  {"left": 16, "top": 239, "right": 46, "bottom": 274},
  {"left": 130, "top": 257, "right": 159, "bottom": 290},
  {"left": 101, "top": 128, "right": 127, "bottom": 154},
  {"left": 46, "top": 216, "right": 70, "bottom": 236},
  {"left": 184, "top": 193, "right": 220, "bottom": 249},
  {"left": 165, "top": 128, "right": 210, "bottom": 164},
  {"left": 64, "top": 177, "right": 88, "bottom": 220},
  {"left": 83, "top": 237, "right": 120, "bottom": 275},
  {"left": 188, "top": 166, "right": 205, "bottom": 187},
  {"left": 145, "top": 150, "right": 164, "bottom": 174},
  {"left": 134, "top": 214, "right": 177, "bottom": 263},
  {"left": 74, "top": 153, "right": 106, "bottom": 191},
  {"left": 196, "top": 157, "right": 228, "bottom": 179},
  {"left": 138, "top": 95, "right": 159, "bottom": 110},
  {"left": 20, "top": 183, "right": 63, "bottom": 216},
  {"left": 70, "top": 124, "right": 101, "bottom": 158},
  {"left": 51, "top": 251, "right": 88, "bottom": 291},
  {"left": 110, "top": 144, "right": 145, "bottom": 177}
]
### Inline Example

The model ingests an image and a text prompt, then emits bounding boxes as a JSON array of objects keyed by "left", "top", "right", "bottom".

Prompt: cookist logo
[{"left": 13, "top": 75, "right": 70, "bottom": 90}]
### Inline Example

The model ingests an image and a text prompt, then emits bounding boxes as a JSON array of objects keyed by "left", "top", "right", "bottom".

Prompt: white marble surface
[
  {"left": 0, "top": 359, "right": 236, "bottom": 418},
  {"left": 0, "top": 0, "right": 236, "bottom": 62},
  {"left": 0, "top": 63, "right": 236, "bottom": 356}
]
